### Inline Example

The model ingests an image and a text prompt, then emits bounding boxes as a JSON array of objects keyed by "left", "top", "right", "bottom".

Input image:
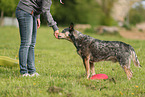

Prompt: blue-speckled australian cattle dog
[{"left": 58, "top": 23, "right": 142, "bottom": 80}]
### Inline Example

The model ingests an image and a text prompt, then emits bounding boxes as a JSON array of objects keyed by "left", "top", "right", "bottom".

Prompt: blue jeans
[{"left": 16, "top": 8, "right": 37, "bottom": 74}]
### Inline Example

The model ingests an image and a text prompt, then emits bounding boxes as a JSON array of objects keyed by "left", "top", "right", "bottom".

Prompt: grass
[{"left": 0, "top": 26, "right": 145, "bottom": 97}]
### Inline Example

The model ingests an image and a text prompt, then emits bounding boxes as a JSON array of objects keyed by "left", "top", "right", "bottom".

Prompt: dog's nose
[{"left": 58, "top": 35, "right": 61, "bottom": 39}]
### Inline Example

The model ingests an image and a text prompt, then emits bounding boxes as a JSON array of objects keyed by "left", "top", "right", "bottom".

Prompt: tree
[
  {"left": 97, "top": 0, "right": 117, "bottom": 26},
  {"left": 0, "top": 0, "right": 19, "bottom": 17},
  {"left": 50, "top": 0, "right": 104, "bottom": 26},
  {"left": 111, "top": 0, "right": 142, "bottom": 26},
  {"left": 0, "top": 0, "right": 19, "bottom": 25},
  {"left": 129, "top": 2, "right": 145, "bottom": 25}
]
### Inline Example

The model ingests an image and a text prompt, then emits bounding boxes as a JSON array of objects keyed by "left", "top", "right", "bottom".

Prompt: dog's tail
[{"left": 130, "top": 48, "right": 142, "bottom": 67}]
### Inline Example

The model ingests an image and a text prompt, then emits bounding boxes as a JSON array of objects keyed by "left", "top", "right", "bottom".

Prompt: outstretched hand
[{"left": 54, "top": 30, "right": 59, "bottom": 39}]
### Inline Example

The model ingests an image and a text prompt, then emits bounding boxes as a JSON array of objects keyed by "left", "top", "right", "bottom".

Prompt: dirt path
[{"left": 119, "top": 29, "right": 145, "bottom": 40}]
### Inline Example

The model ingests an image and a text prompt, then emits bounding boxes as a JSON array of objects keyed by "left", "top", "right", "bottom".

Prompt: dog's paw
[
  {"left": 91, "top": 73, "right": 96, "bottom": 76},
  {"left": 87, "top": 74, "right": 91, "bottom": 79}
]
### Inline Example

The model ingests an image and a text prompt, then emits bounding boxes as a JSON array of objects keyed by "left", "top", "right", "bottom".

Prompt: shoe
[
  {"left": 30, "top": 72, "right": 40, "bottom": 77},
  {"left": 21, "top": 73, "right": 30, "bottom": 77}
]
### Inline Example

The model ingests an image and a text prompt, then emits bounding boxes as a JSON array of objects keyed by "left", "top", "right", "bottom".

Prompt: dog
[{"left": 58, "top": 23, "right": 142, "bottom": 80}]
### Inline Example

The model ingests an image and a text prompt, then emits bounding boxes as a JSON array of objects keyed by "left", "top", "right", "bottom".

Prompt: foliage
[
  {"left": 129, "top": 2, "right": 145, "bottom": 25},
  {"left": 0, "top": 26, "right": 145, "bottom": 97},
  {"left": 51, "top": 0, "right": 104, "bottom": 26},
  {"left": 0, "top": 0, "right": 19, "bottom": 17},
  {"left": 0, "top": 0, "right": 145, "bottom": 26},
  {"left": 42, "top": 0, "right": 117, "bottom": 26},
  {"left": 98, "top": 0, "right": 117, "bottom": 26}
]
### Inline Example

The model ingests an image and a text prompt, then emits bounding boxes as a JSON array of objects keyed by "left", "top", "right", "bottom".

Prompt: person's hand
[
  {"left": 37, "top": 18, "right": 41, "bottom": 29},
  {"left": 54, "top": 30, "right": 59, "bottom": 39}
]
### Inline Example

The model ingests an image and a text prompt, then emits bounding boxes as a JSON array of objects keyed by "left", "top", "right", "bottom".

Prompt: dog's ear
[{"left": 69, "top": 22, "right": 74, "bottom": 32}]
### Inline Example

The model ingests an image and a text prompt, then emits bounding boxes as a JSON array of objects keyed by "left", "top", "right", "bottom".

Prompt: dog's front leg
[
  {"left": 90, "top": 62, "right": 95, "bottom": 76},
  {"left": 83, "top": 57, "right": 90, "bottom": 79}
]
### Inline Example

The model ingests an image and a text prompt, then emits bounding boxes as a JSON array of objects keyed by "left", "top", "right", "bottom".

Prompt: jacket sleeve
[
  {"left": 36, "top": 15, "right": 40, "bottom": 19},
  {"left": 42, "top": 0, "right": 59, "bottom": 31}
]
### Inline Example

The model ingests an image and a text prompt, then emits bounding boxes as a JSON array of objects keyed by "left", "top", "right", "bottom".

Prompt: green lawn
[{"left": 0, "top": 26, "right": 144, "bottom": 97}]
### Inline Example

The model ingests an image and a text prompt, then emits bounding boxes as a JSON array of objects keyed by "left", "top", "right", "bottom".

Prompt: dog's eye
[{"left": 62, "top": 30, "right": 66, "bottom": 33}]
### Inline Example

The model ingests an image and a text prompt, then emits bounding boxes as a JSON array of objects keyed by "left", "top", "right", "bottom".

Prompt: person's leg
[
  {"left": 27, "top": 16, "right": 37, "bottom": 74},
  {"left": 16, "top": 8, "right": 33, "bottom": 74}
]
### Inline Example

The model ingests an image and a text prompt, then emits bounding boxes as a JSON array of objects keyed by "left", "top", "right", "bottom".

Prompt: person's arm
[{"left": 41, "top": 0, "right": 59, "bottom": 32}]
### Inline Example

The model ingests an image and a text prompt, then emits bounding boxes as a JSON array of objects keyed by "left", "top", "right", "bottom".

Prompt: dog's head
[{"left": 58, "top": 23, "right": 81, "bottom": 42}]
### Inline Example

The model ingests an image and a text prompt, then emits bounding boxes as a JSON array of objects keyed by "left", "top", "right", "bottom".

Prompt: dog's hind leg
[
  {"left": 120, "top": 59, "right": 133, "bottom": 80},
  {"left": 83, "top": 57, "right": 90, "bottom": 79},
  {"left": 119, "top": 57, "right": 133, "bottom": 80},
  {"left": 90, "top": 62, "right": 95, "bottom": 76},
  {"left": 122, "top": 65, "right": 133, "bottom": 80}
]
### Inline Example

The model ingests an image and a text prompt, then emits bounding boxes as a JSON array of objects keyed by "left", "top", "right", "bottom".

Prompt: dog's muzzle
[{"left": 58, "top": 35, "right": 61, "bottom": 39}]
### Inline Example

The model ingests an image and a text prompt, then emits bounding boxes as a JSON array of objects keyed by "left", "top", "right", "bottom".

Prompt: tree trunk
[
  {"left": 0, "top": 11, "right": 4, "bottom": 26},
  {"left": 111, "top": 0, "right": 141, "bottom": 26}
]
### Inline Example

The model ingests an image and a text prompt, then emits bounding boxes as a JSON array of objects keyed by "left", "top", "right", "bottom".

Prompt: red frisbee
[{"left": 90, "top": 74, "right": 108, "bottom": 80}]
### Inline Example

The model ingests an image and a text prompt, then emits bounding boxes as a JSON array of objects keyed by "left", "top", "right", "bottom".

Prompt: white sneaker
[
  {"left": 30, "top": 72, "right": 40, "bottom": 77},
  {"left": 22, "top": 73, "right": 30, "bottom": 77}
]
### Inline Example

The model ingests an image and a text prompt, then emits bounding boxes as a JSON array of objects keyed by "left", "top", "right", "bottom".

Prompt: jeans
[{"left": 16, "top": 8, "right": 37, "bottom": 74}]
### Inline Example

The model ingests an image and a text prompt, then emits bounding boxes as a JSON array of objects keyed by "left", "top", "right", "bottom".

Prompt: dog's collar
[
  {"left": 77, "top": 32, "right": 84, "bottom": 37},
  {"left": 78, "top": 35, "right": 89, "bottom": 43}
]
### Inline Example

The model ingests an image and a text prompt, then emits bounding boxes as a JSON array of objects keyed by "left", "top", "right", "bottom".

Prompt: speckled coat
[{"left": 59, "top": 23, "right": 141, "bottom": 80}]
